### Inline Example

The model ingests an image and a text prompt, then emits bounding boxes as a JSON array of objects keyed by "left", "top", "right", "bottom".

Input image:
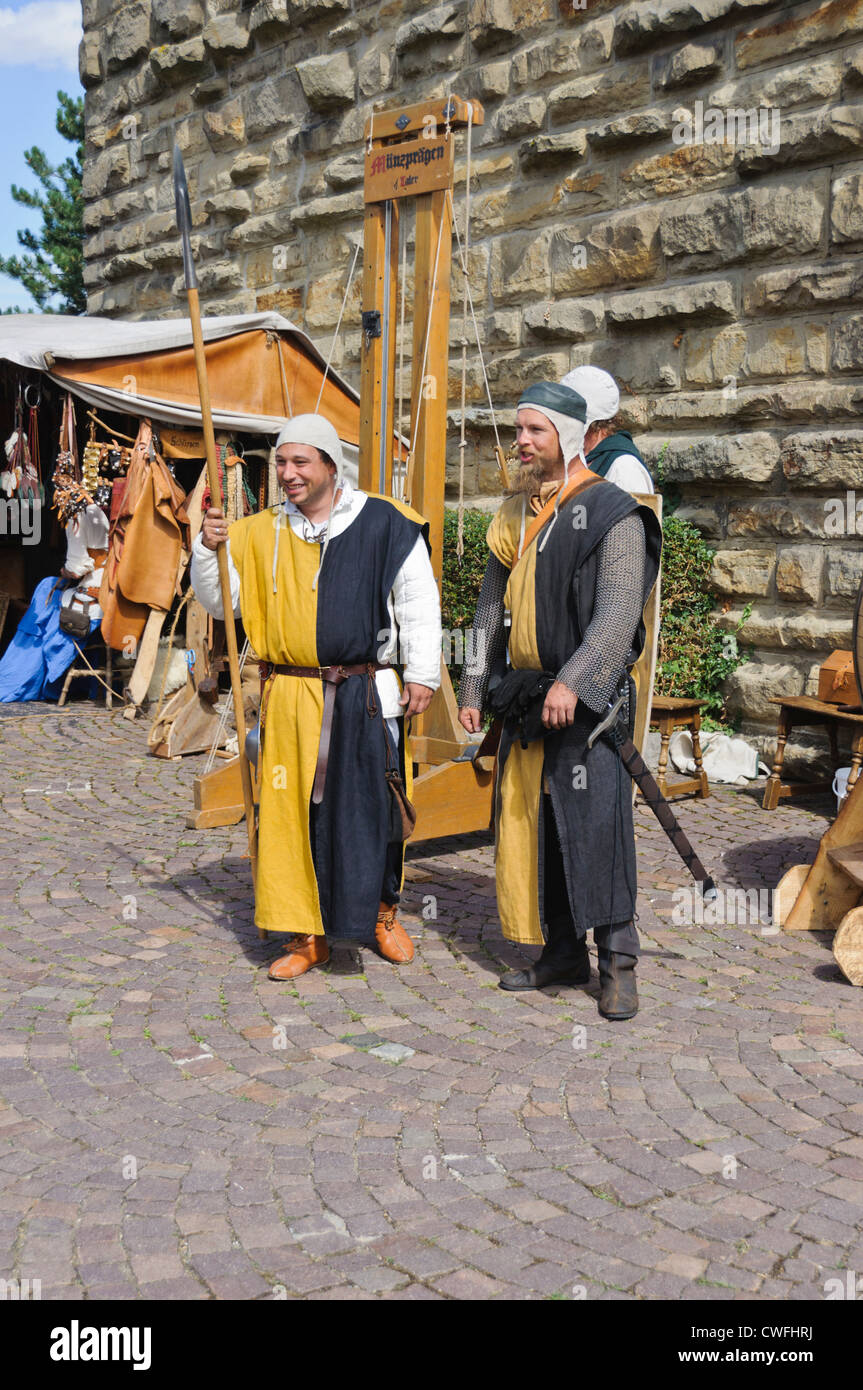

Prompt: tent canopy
[{"left": 0, "top": 313, "right": 361, "bottom": 452}]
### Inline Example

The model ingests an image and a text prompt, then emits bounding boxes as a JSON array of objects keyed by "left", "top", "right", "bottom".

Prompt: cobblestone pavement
[{"left": 1, "top": 705, "right": 862, "bottom": 1302}]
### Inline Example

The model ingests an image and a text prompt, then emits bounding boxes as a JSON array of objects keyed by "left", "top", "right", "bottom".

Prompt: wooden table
[
  {"left": 762, "top": 695, "right": 863, "bottom": 810},
  {"left": 649, "top": 695, "right": 710, "bottom": 800}
]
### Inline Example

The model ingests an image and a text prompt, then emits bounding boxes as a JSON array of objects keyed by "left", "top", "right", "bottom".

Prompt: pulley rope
[
  {"left": 456, "top": 101, "right": 474, "bottom": 561},
  {"left": 446, "top": 188, "right": 504, "bottom": 460},
  {"left": 315, "top": 240, "right": 362, "bottom": 413}
]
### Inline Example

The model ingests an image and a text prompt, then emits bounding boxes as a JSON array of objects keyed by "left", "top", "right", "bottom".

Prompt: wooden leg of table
[
  {"left": 691, "top": 713, "right": 710, "bottom": 799},
  {"left": 848, "top": 732, "right": 863, "bottom": 793},
  {"left": 763, "top": 708, "right": 790, "bottom": 810},
  {"left": 657, "top": 718, "right": 671, "bottom": 797}
]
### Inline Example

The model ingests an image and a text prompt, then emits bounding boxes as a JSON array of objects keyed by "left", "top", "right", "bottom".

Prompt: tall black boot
[
  {"left": 597, "top": 948, "right": 638, "bottom": 1020},
  {"left": 499, "top": 919, "right": 590, "bottom": 992}
]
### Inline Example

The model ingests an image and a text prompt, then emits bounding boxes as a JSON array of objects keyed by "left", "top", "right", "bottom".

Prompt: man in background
[{"left": 562, "top": 366, "right": 654, "bottom": 496}]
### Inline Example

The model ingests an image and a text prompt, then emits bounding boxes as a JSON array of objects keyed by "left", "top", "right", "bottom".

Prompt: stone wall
[{"left": 80, "top": 0, "right": 863, "bottom": 757}]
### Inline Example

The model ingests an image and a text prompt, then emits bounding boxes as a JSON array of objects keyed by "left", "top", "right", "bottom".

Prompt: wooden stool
[
  {"left": 762, "top": 695, "right": 863, "bottom": 810},
  {"left": 58, "top": 637, "right": 116, "bottom": 709},
  {"left": 649, "top": 696, "right": 710, "bottom": 800}
]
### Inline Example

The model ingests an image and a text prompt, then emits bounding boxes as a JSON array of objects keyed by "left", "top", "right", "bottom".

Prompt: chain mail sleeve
[
  {"left": 557, "top": 512, "right": 646, "bottom": 712},
  {"left": 457, "top": 551, "right": 509, "bottom": 710}
]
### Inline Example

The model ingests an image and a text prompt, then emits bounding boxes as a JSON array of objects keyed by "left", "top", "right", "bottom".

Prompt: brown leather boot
[
  {"left": 267, "top": 933, "right": 330, "bottom": 980},
  {"left": 374, "top": 902, "right": 415, "bottom": 964}
]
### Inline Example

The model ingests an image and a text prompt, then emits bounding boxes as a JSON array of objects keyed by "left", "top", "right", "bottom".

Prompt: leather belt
[{"left": 260, "top": 661, "right": 392, "bottom": 805}]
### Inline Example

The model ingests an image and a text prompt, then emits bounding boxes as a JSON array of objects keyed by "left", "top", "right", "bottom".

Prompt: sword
[{"left": 588, "top": 693, "right": 717, "bottom": 901}]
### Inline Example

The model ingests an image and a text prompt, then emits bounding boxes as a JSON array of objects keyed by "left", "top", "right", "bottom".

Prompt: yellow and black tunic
[
  {"left": 228, "top": 497, "right": 428, "bottom": 941},
  {"left": 485, "top": 477, "right": 661, "bottom": 946}
]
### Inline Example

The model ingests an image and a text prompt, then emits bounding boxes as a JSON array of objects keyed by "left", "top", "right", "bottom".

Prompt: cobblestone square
[{"left": 1, "top": 706, "right": 861, "bottom": 1301}]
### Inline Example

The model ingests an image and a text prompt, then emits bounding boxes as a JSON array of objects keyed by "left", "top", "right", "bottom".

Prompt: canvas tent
[{"left": 0, "top": 311, "right": 362, "bottom": 476}]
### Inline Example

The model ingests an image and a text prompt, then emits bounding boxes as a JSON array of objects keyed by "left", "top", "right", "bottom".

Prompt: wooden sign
[
  {"left": 364, "top": 134, "right": 454, "bottom": 204},
  {"left": 161, "top": 427, "right": 205, "bottom": 459}
]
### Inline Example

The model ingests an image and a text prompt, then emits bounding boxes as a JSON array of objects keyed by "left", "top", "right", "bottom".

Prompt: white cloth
[
  {"left": 275, "top": 413, "right": 345, "bottom": 475},
  {"left": 62, "top": 504, "right": 110, "bottom": 620},
  {"left": 605, "top": 454, "right": 655, "bottom": 495},
  {"left": 516, "top": 400, "right": 586, "bottom": 470},
  {"left": 190, "top": 478, "right": 442, "bottom": 718},
  {"left": 561, "top": 365, "right": 620, "bottom": 426},
  {"left": 669, "top": 730, "right": 770, "bottom": 786}
]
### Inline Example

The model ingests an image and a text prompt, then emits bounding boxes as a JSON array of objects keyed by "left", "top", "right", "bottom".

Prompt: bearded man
[
  {"left": 457, "top": 383, "right": 661, "bottom": 1019},
  {"left": 191, "top": 414, "right": 441, "bottom": 979}
]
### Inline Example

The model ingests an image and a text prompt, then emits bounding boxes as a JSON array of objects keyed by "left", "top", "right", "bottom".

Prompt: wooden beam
[
  {"left": 409, "top": 188, "right": 452, "bottom": 586},
  {"left": 358, "top": 200, "right": 399, "bottom": 496},
  {"left": 365, "top": 97, "right": 484, "bottom": 141}
]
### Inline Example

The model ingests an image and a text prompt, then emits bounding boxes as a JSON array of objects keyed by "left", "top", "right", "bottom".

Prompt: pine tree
[{"left": 0, "top": 91, "right": 85, "bottom": 314}]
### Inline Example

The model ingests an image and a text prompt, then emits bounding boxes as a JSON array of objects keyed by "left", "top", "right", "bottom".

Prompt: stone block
[
  {"left": 659, "top": 182, "right": 825, "bottom": 272},
  {"left": 710, "top": 55, "right": 843, "bottom": 110},
  {"left": 203, "top": 101, "right": 245, "bottom": 152},
  {"left": 203, "top": 190, "right": 252, "bottom": 222},
  {"left": 78, "top": 34, "right": 102, "bottom": 88},
  {"left": 296, "top": 53, "right": 355, "bottom": 112},
  {"left": 397, "top": 4, "right": 463, "bottom": 51},
  {"left": 82, "top": 145, "right": 132, "bottom": 199},
  {"left": 518, "top": 130, "right": 587, "bottom": 171},
  {"left": 225, "top": 208, "right": 296, "bottom": 249},
  {"left": 490, "top": 229, "right": 553, "bottom": 302},
  {"left": 486, "top": 310, "right": 522, "bottom": 346},
  {"left": 323, "top": 153, "right": 364, "bottom": 190},
  {"left": 736, "top": 0, "right": 863, "bottom": 71},
  {"left": 575, "top": 331, "right": 681, "bottom": 392},
  {"left": 684, "top": 326, "right": 747, "bottom": 386},
  {"left": 152, "top": 0, "right": 205, "bottom": 39},
  {"left": 193, "top": 77, "right": 228, "bottom": 106},
  {"left": 831, "top": 171, "right": 863, "bottom": 245},
  {"left": 203, "top": 15, "right": 251, "bottom": 58},
  {"left": 469, "top": 0, "right": 552, "bottom": 52},
  {"left": 496, "top": 96, "right": 546, "bottom": 140},
  {"left": 606, "top": 279, "right": 736, "bottom": 328},
  {"left": 775, "top": 547, "right": 824, "bottom": 603},
  {"left": 615, "top": 0, "right": 776, "bottom": 57},
  {"left": 290, "top": 190, "right": 363, "bottom": 227},
  {"left": 471, "top": 179, "right": 566, "bottom": 236},
  {"left": 657, "top": 41, "right": 722, "bottom": 90},
  {"left": 548, "top": 63, "right": 650, "bottom": 122},
  {"left": 746, "top": 322, "right": 828, "bottom": 379},
  {"left": 150, "top": 39, "right": 208, "bottom": 88},
  {"left": 744, "top": 261, "right": 863, "bottom": 314},
  {"left": 672, "top": 500, "right": 725, "bottom": 540},
  {"left": 230, "top": 154, "right": 270, "bottom": 185},
  {"left": 304, "top": 267, "right": 362, "bottom": 330},
  {"left": 659, "top": 433, "right": 779, "bottom": 486},
  {"left": 288, "top": 0, "right": 351, "bottom": 17},
  {"left": 711, "top": 549, "right": 775, "bottom": 598},
  {"left": 620, "top": 142, "right": 734, "bottom": 205},
  {"left": 736, "top": 105, "right": 863, "bottom": 176},
  {"left": 587, "top": 112, "right": 670, "bottom": 151},
  {"left": 105, "top": 2, "right": 151, "bottom": 74},
  {"left": 551, "top": 208, "right": 661, "bottom": 294},
  {"left": 243, "top": 77, "right": 298, "bottom": 140},
  {"left": 826, "top": 550, "right": 863, "bottom": 598},
  {"left": 512, "top": 21, "right": 614, "bottom": 85},
  {"left": 833, "top": 314, "right": 863, "bottom": 373},
  {"left": 357, "top": 43, "right": 393, "bottom": 98},
  {"left": 724, "top": 660, "right": 804, "bottom": 723},
  {"left": 727, "top": 498, "right": 832, "bottom": 540},
  {"left": 249, "top": 0, "right": 292, "bottom": 40},
  {"left": 486, "top": 350, "right": 569, "bottom": 396},
  {"left": 475, "top": 60, "right": 511, "bottom": 100},
  {"left": 523, "top": 298, "right": 604, "bottom": 342},
  {"left": 781, "top": 430, "right": 863, "bottom": 488}
]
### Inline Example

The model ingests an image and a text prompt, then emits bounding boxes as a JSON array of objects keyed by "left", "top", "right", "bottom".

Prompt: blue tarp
[{"left": 0, "top": 577, "right": 99, "bottom": 702}]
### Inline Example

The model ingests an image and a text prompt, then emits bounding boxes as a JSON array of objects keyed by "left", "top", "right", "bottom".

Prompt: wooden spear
[{"left": 172, "top": 144, "right": 259, "bottom": 896}]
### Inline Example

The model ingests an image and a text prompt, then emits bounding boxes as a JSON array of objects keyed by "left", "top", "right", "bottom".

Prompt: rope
[
  {"left": 70, "top": 638, "right": 119, "bottom": 700},
  {"left": 446, "top": 189, "right": 503, "bottom": 458},
  {"left": 203, "top": 638, "right": 251, "bottom": 775},
  {"left": 395, "top": 234, "right": 408, "bottom": 502},
  {"left": 408, "top": 202, "right": 448, "bottom": 468},
  {"left": 315, "top": 241, "right": 362, "bottom": 413},
  {"left": 456, "top": 102, "right": 474, "bottom": 562}
]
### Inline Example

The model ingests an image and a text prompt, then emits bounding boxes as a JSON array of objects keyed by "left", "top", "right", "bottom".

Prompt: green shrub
[
  {"left": 441, "top": 508, "right": 492, "bottom": 677},
  {"left": 656, "top": 513, "right": 750, "bottom": 721}
]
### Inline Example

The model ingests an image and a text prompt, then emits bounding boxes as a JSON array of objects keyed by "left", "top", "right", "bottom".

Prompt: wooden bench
[
  {"left": 649, "top": 695, "right": 710, "bottom": 800},
  {"left": 762, "top": 695, "right": 863, "bottom": 810}
]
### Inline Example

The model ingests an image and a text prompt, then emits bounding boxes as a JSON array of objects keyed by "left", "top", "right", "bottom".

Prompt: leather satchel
[
  {"left": 59, "top": 596, "right": 92, "bottom": 639},
  {"left": 488, "top": 668, "right": 556, "bottom": 748},
  {"left": 384, "top": 726, "right": 417, "bottom": 842}
]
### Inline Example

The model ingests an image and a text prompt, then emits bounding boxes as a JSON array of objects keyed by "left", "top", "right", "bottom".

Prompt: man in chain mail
[{"left": 458, "top": 382, "right": 661, "bottom": 1019}]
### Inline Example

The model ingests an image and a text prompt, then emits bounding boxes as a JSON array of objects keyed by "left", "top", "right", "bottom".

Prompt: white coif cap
[
  {"left": 560, "top": 366, "right": 620, "bottom": 427},
  {"left": 275, "top": 413, "right": 344, "bottom": 477}
]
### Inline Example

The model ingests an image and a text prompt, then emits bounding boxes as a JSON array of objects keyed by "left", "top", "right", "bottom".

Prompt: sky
[{"left": 0, "top": 0, "right": 83, "bottom": 312}]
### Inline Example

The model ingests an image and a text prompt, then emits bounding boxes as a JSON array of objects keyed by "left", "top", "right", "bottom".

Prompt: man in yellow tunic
[
  {"left": 458, "top": 382, "right": 661, "bottom": 1020},
  {"left": 191, "top": 414, "right": 441, "bottom": 979}
]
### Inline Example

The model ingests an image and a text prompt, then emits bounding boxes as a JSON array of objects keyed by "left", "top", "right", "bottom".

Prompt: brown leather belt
[{"left": 260, "top": 661, "right": 391, "bottom": 805}]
